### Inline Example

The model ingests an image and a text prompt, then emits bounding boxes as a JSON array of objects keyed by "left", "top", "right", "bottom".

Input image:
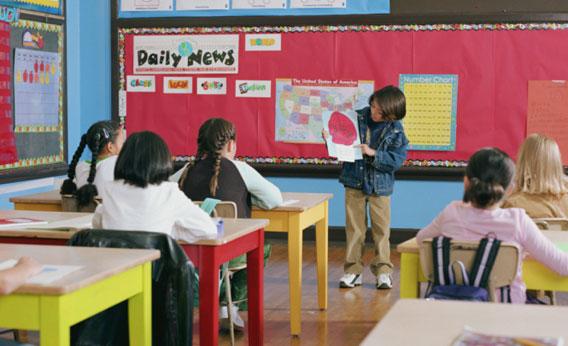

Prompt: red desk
[{"left": 0, "top": 210, "right": 267, "bottom": 346}]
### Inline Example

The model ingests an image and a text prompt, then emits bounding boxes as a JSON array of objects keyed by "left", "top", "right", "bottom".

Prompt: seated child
[
  {"left": 416, "top": 147, "right": 568, "bottom": 303},
  {"left": 503, "top": 133, "right": 568, "bottom": 218},
  {"left": 177, "top": 117, "right": 282, "bottom": 217},
  {"left": 60, "top": 120, "right": 125, "bottom": 208},
  {"left": 92, "top": 131, "right": 216, "bottom": 242}
]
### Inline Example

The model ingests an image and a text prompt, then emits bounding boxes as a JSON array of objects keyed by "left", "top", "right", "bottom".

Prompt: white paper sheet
[
  {"left": 281, "top": 199, "right": 299, "bottom": 206},
  {"left": 176, "top": 0, "right": 229, "bottom": 10},
  {"left": 121, "top": 0, "right": 173, "bottom": 11},
  {"left": 232, "top": 0, "right": 286, "bottom": 9},
  {"left": 0, "top": 259, "right": 82, "bottom": 285}
]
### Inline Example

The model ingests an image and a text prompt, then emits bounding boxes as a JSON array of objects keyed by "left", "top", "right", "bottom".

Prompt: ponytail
[
  {"left": 463, "top": 148, "right": 515, "bottom": 209},
  {"left": 60, "top": 134, "right": 87, "bottom": 195},
  {"left": 463, "top": 177, "right": 506, "bottom": 209}
]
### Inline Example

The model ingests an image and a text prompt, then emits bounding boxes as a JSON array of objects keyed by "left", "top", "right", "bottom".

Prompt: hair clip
[{"left": 102, "top": 128, "right": 110, "bottom": 139}]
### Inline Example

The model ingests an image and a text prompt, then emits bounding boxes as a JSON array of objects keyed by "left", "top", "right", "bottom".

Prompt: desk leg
[
  {"left": 288, "top": 214, "right": 302, "bottom": 336},
  {"left": 315, "top": 201, "right": 328, "bottom": 310},
  {"left": 399, "top": 253, "right": 420, "bottom": 299},
  {"left": 247, "top": 229, "right": 264, "bottom": 346},
  {"left": 129, "top": 262, "right": 152, "bottom": 346},
  {"left": 199, "top": 247, "right": 220, "bottom": 346},
  {"left": 40, "top": 297, "right": 70, "bottom": 346}
]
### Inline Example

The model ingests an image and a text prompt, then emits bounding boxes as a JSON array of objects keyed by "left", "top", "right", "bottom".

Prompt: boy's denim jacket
[{"left": 339, "top": 107, "right": 409, "bottom": 196}]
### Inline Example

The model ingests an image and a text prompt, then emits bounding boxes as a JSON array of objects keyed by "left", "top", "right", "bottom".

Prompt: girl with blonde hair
[{"left": 503, "top": 133, "right": 568, "bottom": 218}]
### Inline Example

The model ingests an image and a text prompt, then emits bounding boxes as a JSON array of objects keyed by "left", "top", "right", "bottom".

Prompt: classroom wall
[
  {"left": 0, "top": 0, "right": 111, "bottom": 209},
  {"left": 2, "top": 0, "right": 557, "bottom": 228}
]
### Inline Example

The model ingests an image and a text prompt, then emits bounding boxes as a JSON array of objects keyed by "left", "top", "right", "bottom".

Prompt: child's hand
[
  {"left": 321, "top": 129, "right": 329, "bottom": 141},
  {"left": 17, "top": 257, "right": 42, "bottom": 276},
  {"left": 357, "top": 144, "right": 376, "bottom": 157}
]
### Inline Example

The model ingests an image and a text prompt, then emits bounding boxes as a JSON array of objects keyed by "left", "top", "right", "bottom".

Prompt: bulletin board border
[{"left": 112, "top": 5, "right": 568, "bottom": 180}]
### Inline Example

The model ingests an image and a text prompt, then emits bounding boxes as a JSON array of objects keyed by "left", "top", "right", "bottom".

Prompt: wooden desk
[
  {"left": 397, "top": 232, "right": 568, "bottom": 298},
  {"left": 252, "top": 192, "right": 332, "bottom": 336},
  {"left": 361, "top": 299, "right": 568, "bottom": 345},
  {"left": 0, "top": 212, "right": 267, "bottom": 346},
  {"left": 11, "top": 190, "right": 333, "bottom": 336},
  {"left": 0, "top": 244, "right": 159, "bottom": 346},
  {"left": 10, "top": 190, "right": 63, "bottom": 212}
]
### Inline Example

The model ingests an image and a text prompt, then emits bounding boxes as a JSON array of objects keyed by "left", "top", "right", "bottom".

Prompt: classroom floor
[{"left": 7, "top": 240, "right": 568, "bottom": 345}]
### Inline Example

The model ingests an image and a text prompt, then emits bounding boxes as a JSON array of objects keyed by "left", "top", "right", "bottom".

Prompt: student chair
[
  {"left": 533, "top": 218, "right": 568, "bottom": 231},
  {"left": 419, "top": 239, "right": 520, "bottom": 302},
  {"left": 68, "top": 229, "right": 195, "bottom": 346},
  {"left": 61, "top": 194, "right": 100, "bottom": 212},
  {"left": 193, "top": 200, "right": 241, "bottom": 345}
]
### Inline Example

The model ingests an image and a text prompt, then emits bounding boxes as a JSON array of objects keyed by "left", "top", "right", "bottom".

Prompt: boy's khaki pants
[{"left": 344, "top": 187, "right": 392, "bottom": 276}]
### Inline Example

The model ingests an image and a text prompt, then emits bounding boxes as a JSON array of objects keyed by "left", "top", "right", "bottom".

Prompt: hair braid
[
  {"left": 208, "top": 126, "right": 233, "bottom": 195},
  {"left": 76, "top": 133, "right": 101, "bottom": 208},
  {"left": 178, "top": 148, "right": 205, "bottom": 189},
  {"left": 60, "top": 134, "right": 87, "bottom": 195}
]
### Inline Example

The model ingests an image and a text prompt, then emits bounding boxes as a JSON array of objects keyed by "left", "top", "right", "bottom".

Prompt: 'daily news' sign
[{"left": 133, "top": 34, "right": 239, "bottom": 74}]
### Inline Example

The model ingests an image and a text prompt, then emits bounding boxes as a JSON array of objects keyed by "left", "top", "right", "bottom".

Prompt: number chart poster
[
  {"left": 527, "top": 80, "right": 568, "bottom": 165},
  {"left": 400, "top": 74, "right": 458, "bottom": 151}
]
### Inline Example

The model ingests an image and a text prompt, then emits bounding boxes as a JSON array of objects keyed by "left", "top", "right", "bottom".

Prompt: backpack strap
[
  {"left": 432, "top": 236, "right": 452, "bottom": 286},
  {"left": 470, "top": 237, "right": 502, "bottom": 288}
]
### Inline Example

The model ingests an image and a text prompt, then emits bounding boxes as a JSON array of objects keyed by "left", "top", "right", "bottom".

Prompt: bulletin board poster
[
  {"left": 400, "top": 74, "right": 458, "bottom": 151},
  {"left": 0, "top": 19, "right": 65, "bottom": 171},
  {"left": 118, "top": 0, "right": 389, "bottom": 18},
  {"left": 527, "top": 80, "right": 568, "bottom": 165},
  {"left": 120, "top": 24, "right": 568, "bottom": 169},
  {"left": 275, "top": 78, "right": 373, "bottom": 143},
  {"left": 0, "top": 0, "right": 63, "bottom": 15}
]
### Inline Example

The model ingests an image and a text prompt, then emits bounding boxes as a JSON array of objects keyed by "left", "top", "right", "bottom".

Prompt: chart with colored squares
[
  {"left": 0, "top": 18, "right": 65, "bottom": 173},
  {"left": 400, "top": 74, "right": 458, "bottom": 151},
  {"left": 0, "top": 0, "right": 63, "bottom": 15}
]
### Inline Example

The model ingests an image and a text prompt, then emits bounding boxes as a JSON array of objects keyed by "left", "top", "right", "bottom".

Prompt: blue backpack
[{"left": 425, "top": 236, "right": 511, "bottom": 303}]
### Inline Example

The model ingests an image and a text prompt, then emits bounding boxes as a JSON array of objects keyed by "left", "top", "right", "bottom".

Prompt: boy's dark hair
[
  {"left": 115, "top": 131, "right": 173, "bottom": 188},
  {"left": 463, "top": 148, "right": 515, "bottom": 209},
  {"left": 60, "top": 120, "right": 121, "bottom": 207},
  {"left": 368, "top": 85, "right": 406, "bottom": 121},
  {"left": 179, "top": 117, "right": 236, "bottom": 196}
]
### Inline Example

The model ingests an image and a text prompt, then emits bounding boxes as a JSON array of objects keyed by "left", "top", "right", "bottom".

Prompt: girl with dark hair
[
  {"left": 417, "top": 147, "right": 568, "bottom": 303},
  {"left": 92, "top": 131, "right": 216, "bottom": 242},
  {"left": 176, "top": 117, "right": 281, "bottom": 330},
  {"left": 177, "top": 117, "right": 282, "bottom": 217},
  {"left": 60, "top": 120, "right": 125, "bottom": 207}
]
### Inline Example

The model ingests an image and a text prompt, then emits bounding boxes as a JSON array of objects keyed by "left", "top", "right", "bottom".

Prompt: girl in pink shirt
[{"left": 416, "top": 147, "right": 568, "bottom": 303}]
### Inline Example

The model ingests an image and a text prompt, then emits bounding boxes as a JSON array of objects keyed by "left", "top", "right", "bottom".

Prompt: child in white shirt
[
  {"left": 92, "top": 131, "right": 216, "bottom": 243},
  {"left": 60, "top": 120, "right": 125, "bottom": 209}
]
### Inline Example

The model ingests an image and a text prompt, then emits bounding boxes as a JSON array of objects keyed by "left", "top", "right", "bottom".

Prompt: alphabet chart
[{"left": 399, "top": 74, "right": 458, "bottom": 151}]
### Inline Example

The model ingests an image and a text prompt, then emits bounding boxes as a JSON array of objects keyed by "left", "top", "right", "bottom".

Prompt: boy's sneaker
[
  {"left": 376, "top": 273, "right": 392, "bottom": 289},
  {"left": 339, "top": 273, "right": 362, "bottom": 288}
]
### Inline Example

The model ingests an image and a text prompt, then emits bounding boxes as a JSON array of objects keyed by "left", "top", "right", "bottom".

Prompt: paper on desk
[
  {"left": 0, "top": 259, "right": 82, "bottom": 284},
  {"left": 281, "top": 199, "right": 299, "bottom": 206},
  {"left": 30, "top": 214, "right": 93, "bottom": 231}
]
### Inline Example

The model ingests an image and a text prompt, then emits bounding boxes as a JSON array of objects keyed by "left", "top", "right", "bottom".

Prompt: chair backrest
[
  {"left": 533, "top": 218, "right": 568, "bottom": 231},
  {"left": 68, "top": 229, "right": 194, "bottom": 346},
  {"left": 419, "top": 238, "right": 520, "bottom": 302},
  {"left": 61, "top": 194, "right": 100, "bottom": 212},
  {"left": 193, "top": 200, "right": 238, "bottom": 219}
]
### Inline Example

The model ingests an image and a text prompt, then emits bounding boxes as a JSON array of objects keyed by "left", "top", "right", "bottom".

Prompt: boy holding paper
[{"left": 331, "top": 85, "right": 408, "bottom": 289}]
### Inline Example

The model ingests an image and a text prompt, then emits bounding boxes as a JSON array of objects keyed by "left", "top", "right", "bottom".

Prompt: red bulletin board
[{"left": 119, "top": 24, "right": 568, "bottom": 168}]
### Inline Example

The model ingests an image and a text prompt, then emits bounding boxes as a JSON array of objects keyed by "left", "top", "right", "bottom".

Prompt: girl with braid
[
  {"left": 177, "top": 118, "right": 282, "bottom": 330},
  {"left": 178, "top": 117, "right": 282, "bottom": 217},
  {"left": 60, "top": 121, "right": 125, "bottom": 208}
]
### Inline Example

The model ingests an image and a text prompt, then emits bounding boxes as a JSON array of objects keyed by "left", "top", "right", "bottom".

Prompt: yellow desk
[
  {"left": 397, "top": 232, "right": 568, "bottom": 298},
  {"left": 252, "top": 192, "right": 332, "bottom": 336},
  {"left": 0, "top": 244, "right": 159, "bottom": 346},
  {"left": 362, "top": 299, "right": 568, "bottom": 345}
]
